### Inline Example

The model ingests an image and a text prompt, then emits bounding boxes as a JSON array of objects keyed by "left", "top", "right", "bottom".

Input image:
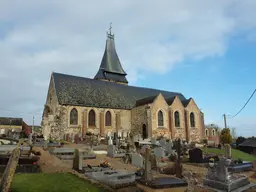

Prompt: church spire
[{"left": 94, "top": 23, "right": 128, "bottom": 85}]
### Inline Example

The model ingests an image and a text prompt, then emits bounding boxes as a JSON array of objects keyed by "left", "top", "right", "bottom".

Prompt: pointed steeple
[{"left": 94, "top": 23, "right": 128, "bottom": 84}]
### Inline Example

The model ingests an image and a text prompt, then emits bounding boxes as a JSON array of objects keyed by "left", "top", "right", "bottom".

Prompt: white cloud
[{"left": 0, "top": 0, "right": 256, "bottom": 124}]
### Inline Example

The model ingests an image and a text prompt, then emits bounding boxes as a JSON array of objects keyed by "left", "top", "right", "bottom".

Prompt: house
[
  {"left": 204, "top": 124, "right": 220, "bottom": 146},
  {"left": 0, "top": 117, "right": 23, "bottom": 137},
  {"left": 239, "top": 137, "right": 256, "bottom": 155}
]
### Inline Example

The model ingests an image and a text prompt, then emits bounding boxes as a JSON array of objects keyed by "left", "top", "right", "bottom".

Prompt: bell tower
[{"left": 94, "top": 23, "right": 128, "bottom": 85}]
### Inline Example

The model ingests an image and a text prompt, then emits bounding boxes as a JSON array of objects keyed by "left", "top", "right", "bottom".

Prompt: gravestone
[
  {"left": 108, "top": 137, "right": 113, "bottom": 145},
  {"left": 159, "top": 138, "right": 166, "bottom": 147},
  {"left": 189, "top": 148, "right": 203, "bottom": 163},
  {"left": 165, "top": 140, "right": 174, "bottom": 155},
  {"left": 175, "top": 138, "right": 182, "bottom": 178},
  {"left": 151, "top": 138, "right": 157, "bottom": 145},
  {"left": 154, "top": 147, "right": 165, "bottom": 158},
  {"left": 107, "top": 145, "right": 115, "bottom": 157},
  {"left": 144, "top": 148, "right": 152, "bottom": 181},
  {"left": 203, "top": 157, "right": 256, "bottom": 191},
  {"left": 224, "top": 144, "right": 232, "bottom": 159},
  {"left": 131, "top": 153, "right": 144, "bottom": 168},
  {"left": 78, "top": 150, "right": 83, "bottom": 171}
]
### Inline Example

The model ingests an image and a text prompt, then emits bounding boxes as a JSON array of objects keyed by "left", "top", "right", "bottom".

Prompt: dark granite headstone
[{"left": 189, "top": 148, "right": 203, "bottom": 163}]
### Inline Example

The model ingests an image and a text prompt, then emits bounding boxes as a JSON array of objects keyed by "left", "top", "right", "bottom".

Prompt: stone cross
[
  {"left": 207, "top": 157, "right": 232, "bottom": 182},
  {"left": 144, "top": 148, "right": 152, "bottom": 181},
  {"left": 224, "top": 144, "right": 232, "bottom": 159},
  {"left": 175, "top": 138, "right": 182, "bottom": 178}
]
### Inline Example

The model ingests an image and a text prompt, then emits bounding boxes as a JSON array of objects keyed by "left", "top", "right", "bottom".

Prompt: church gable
[
  {"left": 43, "top": 74, "right": 59, "bottom": 117},
  {"left": 151, "top": 93, "right": 169, "bottom": 130},
  {"left": 185, "top": 98, "right": 200, "bottom": 111},
  {"left": 169, "top": 96, "right": 184, "bottom": 110}
]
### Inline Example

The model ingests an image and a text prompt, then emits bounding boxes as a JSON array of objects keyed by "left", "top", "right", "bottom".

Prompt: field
[
  {"left": 11, "top": 173, "right": 105, "bottom": 192},
  {"left": 202, "top": 147, "right": 256, "bottom": 161}
]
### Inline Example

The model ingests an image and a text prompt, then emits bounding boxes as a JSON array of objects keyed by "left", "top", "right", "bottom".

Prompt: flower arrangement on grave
[
  {"left": 209, "top": 158, "right": 215, "bottom": 168},
  {"left": 100, "top": 159, "right": 111, "bottom": 168}
]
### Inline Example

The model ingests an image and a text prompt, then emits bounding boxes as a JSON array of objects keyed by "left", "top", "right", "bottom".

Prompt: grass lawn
[
  {"left": 201, "top": 148, "right": 256, "bottom": 162},
  {"left": 11, "top": 173, "right": 105, "bottom": 192}
]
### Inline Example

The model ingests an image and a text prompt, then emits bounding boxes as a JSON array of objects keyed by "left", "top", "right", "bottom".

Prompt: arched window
[
  {"left": 105, "top": 111, "right": 111, "bottom": 126},
  {"left": 158, "top": 110, "right": 164, "bottom": 127},
  {"left": 70, "top": 108, "right": 78, "bottom": 125},
  {"left": 205, "top": 129, "right": 208, "bottom": 136},
  {"left": 190, "top": 112, "right": 195, "bottom": 127},
  {"left": 212, "top": 129, "right": 215, "bottom": 136},
  {"left": 88, "top": 109, "right": 96, "bottom": 126},
  {"left": 174, "top": 111, "right": 180, "bottom": 127}
]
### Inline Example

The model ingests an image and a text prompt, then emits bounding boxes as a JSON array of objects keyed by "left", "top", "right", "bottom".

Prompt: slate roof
[
  {"left": 94, "top": 33, "right": 128, "bottom": 84},
  {"left": 239, "top": 138, "right": 256, "bottom": 148},
  {"left": 53, "top": 72, "right": 187, "bottom": 109},
  {"left": 0, "top": 117, "right": 23, "bottom": 126}
]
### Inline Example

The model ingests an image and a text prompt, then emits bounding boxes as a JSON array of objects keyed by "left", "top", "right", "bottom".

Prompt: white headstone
[
  {"left": 132, "top": 153, "right": 144, "bottom": 168},
  {"left": 151, "top": 138, "right": 157, "bottom": 145},
  {"left": 154, "top": 147, "right": 165, "bottom": 158},
  {"left": 107, "top": 145, "right": 115, "bottom": 157},
  {"left": 166, "top": 141, "right": 174, "bottom": 155},
  {"left": 159, "top": 138, "right": 166, "bottom": 147},
  {"left": 108, "top": 137, "right": 113, "bottom": 145}
]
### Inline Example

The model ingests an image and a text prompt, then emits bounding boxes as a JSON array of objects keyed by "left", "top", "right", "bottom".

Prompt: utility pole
[
  {"left": 223, "top": 114, "right": 227, "bottom": 129},
  {"left": 29, "top": 116, "right": 35, "bottom": 145}
]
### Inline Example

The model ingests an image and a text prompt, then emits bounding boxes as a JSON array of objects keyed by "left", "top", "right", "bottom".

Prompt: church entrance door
[{"left": 142, "top": 124, "right": 147, "bottom": 140}]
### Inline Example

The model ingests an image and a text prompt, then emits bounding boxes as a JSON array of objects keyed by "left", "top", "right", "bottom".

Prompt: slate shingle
[{"left": 53, "top": 72, "right": 187, "bottom": 109}]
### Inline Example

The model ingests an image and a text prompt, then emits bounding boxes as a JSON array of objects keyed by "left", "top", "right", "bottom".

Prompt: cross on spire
[
  {"left": 107, "top": 22, "right": 114, "bottom": 39},
  {"left": 109, "top": 22, "right": 112, "bottom": 35}
]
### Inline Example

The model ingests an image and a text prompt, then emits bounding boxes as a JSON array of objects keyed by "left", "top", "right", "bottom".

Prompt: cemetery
[{"left": 0, "top": 134, "right": 256, "bottom": 192}]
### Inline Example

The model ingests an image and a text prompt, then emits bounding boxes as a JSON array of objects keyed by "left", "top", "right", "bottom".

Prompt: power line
[{"left": 228, "top": 88, "right": 256, "bottom": 119}]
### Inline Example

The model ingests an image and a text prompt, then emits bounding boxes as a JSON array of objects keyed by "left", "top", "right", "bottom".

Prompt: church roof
[
  {"left": 94, "top": 31, "right": 128, "bottom": 84},
  {"left": 52, "top": 72, "right": 187, "bottom": 109}
]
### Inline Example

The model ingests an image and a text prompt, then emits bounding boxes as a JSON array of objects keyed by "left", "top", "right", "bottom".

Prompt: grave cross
[{"left": 175, "top": 138, "right": 182, "bottom": 178}]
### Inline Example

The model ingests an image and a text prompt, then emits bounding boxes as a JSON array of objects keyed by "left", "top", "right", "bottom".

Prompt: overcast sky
[{"left": 0, "top": 0, "right": 255, "bottom": 137}]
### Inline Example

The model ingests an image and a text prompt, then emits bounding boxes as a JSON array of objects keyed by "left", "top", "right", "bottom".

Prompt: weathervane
[
  {"left": 109, "top": 22, "right": 112, "bottom": 35},
  {"left": 107, "top": 22, "right": 114, "bottom": 39}
]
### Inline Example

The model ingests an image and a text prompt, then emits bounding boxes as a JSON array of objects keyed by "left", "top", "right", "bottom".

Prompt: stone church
[{"left": 42, "top": 29, "right": 205, "bottom": 142}]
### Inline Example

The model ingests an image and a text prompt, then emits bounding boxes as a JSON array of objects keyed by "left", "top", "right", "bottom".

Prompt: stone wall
[
  {"left": 45, "top": 104, "right": 131, "bottom": 139},
  {"left": 42, "top": 75, "right": 61, "bottom": 140},
  {"left": 151, "top": 94, "right": 170, "bottom": 138},
  {"left": 131, "top": 104, "right": 148, "bottom": 137},
  {"left": 185, "top": 98, "right": 202, "bottom": 143},
  {"left": 169, "top": 96, "right": 186, "bottom": 140}
]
